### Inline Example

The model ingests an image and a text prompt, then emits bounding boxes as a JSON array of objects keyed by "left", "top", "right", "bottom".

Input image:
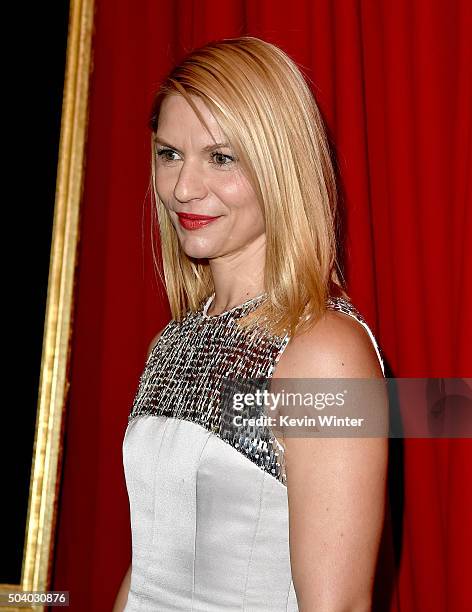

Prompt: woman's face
[{"left": 154, "top": 94, "right": 265, "bottom": 260}]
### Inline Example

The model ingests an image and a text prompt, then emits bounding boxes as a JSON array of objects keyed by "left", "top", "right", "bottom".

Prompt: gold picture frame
[{"left": 0, "top": 0, "right": 95, "bottom": 609}]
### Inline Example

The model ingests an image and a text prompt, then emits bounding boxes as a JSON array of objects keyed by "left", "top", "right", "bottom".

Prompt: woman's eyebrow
[{"left": 154, "top": 136, "right": 231, "bottom": 153}]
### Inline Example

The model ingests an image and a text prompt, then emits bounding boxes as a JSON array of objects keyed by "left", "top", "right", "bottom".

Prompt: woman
[{"left": 114, "top": 36, "right": 388, "bottom": 612}]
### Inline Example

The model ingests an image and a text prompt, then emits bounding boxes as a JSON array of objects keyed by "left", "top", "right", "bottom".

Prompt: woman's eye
[
  {"left": 210, "top": 152, "right": 235, "bottom": 167},
  {"left": 156, "top": 148, "right": 179, "bottom": 162}
]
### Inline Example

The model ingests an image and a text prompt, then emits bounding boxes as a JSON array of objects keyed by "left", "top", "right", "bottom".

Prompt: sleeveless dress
[{"left": 122, "top": 293, "right": 385, "bottom": 611}]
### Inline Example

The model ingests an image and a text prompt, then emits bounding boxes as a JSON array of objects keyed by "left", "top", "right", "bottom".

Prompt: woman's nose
[{"left": 173, "top": 160, "right": 208, "bottom": 203}]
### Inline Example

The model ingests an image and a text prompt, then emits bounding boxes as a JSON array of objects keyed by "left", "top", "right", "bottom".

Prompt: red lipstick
[{"left": 176, "top": 212, "right": 221, "bottom": 230}]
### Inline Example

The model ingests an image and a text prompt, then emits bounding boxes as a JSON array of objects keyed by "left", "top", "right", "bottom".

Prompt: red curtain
[{"left": 52, "top": 1, "right": 472, "bottom": 610}]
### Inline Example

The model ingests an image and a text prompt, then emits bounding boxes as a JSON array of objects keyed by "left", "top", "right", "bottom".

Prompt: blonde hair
[{"left": 148, "top": 36, "right": 348, "bottom": 337}]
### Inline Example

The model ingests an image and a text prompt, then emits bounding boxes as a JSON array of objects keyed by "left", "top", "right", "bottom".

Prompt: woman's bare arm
[
  {"left": 112, "top": 327, "right": 166, "bottom": 611},
  {"left": 146, "top": 327, "right": 165, "bottom": 358},
  {"left": 112, "top": 563, "right": 131, "bottom": 612},
  {"left": 279, "top": 310, "right": 388, "bottom": 611}
]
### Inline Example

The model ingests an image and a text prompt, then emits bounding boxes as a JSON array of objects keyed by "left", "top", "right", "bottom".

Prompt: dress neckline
[{"left": 201, "top": 292, "right": 268, "bottom": 319}]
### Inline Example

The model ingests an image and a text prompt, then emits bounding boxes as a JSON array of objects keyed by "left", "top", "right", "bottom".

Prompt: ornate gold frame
[{"left": 0, "top": 0, "right": 95, "bottom": 609}]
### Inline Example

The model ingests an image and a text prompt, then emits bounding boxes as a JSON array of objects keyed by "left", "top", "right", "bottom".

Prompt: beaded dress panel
[
  {"left": 122, "top": 293, "right": 385, "bottom": 612},
  {"left": 127, "top": 293, "right": 385, "bottom": 487}
]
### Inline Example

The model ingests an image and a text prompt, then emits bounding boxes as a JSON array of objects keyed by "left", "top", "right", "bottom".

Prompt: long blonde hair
[{"left": 148, "top": 36, "right": 348, "bottom": 337}]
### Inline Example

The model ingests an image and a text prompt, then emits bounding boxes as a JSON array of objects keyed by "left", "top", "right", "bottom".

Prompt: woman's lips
[{"left": 176, "top": 212, "right": 221, "bottom": 230}]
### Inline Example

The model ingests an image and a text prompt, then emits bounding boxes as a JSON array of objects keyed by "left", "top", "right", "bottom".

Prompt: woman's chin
[{"left": 179, "top": 241, "right": 222, "bottom": 260}]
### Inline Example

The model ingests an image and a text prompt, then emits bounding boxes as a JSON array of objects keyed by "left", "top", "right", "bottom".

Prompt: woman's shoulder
[
  {"left": 274, "top": 296, "right": 384, "bottom": 379},
  {"left": 147, "top": 328, "right": 164, "bottom": 358}
]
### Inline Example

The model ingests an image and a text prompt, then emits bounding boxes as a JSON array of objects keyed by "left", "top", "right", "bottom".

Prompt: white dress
[{"left": 122, "top": 294, "right": 385, "bottom": 611}]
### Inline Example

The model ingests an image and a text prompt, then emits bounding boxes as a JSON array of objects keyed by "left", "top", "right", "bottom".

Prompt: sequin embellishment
[{"left": 127, "top": 293, "right": 385, "bottom": 486}]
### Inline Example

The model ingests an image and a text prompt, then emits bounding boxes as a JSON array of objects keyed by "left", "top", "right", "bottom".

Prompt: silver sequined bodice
[{"left": 127, "top": 293, "right": 385, "bottom": 487}]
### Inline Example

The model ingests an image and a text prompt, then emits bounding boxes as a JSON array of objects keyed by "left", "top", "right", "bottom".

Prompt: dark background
[{"left": 1, "top": 2, "right": 70, "bottom": 583}]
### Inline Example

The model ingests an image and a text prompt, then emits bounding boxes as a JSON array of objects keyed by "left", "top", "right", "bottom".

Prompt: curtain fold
[{"left": 51, "top": 1, "right": 471, "bottom": 610}]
